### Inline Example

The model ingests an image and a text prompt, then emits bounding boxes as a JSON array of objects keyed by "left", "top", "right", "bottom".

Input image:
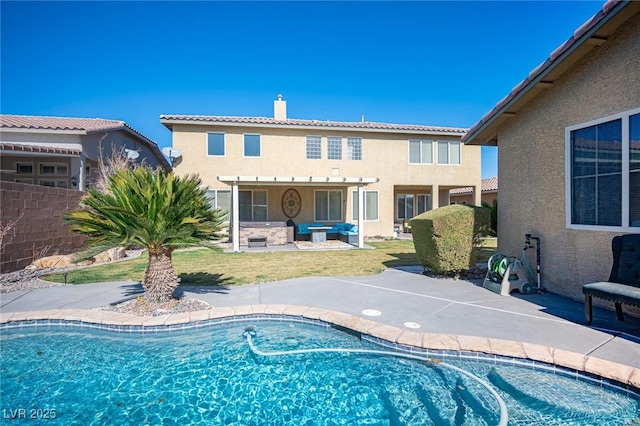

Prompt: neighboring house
[
  {"left": 0, "top": 115, "right": 171, "bottom": 190},
  {"left": 161, "top": 96, "right": 481, "bottom": 250},
  {"left": 0, "top": 115, "right": 171, "bottom": 272},
  {"left": 450, "top": 176, "right": 498, "bottom": 206},
  {"left": 462, "top": 0, "right": 639, "bottom": 300}
]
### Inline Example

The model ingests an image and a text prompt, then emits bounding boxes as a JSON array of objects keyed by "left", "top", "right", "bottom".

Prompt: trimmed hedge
[{"left": 410, "top": 204, "right": 490, "bottom": 274}]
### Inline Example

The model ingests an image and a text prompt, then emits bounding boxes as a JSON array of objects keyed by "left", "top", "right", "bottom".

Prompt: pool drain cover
[
  {"left": 283, "top": 337, "right": 299, "bottom": 346},
  {"left": 361, "top": 309, "right": 382, "bottom": 317}
]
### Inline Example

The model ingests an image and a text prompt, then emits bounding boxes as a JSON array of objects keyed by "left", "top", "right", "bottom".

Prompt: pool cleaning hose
[{"left": 242, "top": 328, "right": 508, "bottom": 426}]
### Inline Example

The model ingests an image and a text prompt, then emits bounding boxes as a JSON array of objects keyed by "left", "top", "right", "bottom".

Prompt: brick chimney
[{"left": 274, "top": 94, "right": 287, "bottom": 120}]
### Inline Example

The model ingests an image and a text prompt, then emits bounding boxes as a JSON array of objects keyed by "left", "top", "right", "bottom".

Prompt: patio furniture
[
  {"left": 295, "top": 223, "right": 325, "bottom": 241},
  {"left": 294, "top": 222, "right": 359, "bottom": 244},
  {"left": 582, "top": 234, "right": 640, "bottom": 324},
  {"left": 309, "top": 226, "right": 332, "bottom": 243}
]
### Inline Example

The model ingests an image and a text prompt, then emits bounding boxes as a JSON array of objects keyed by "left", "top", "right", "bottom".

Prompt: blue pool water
[{"left": 1, "top": 320, "right": 638, "bottom": 425}]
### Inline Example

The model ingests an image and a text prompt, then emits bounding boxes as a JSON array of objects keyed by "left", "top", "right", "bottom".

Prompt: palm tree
[{"left": 65, "top": 166, "right": 227, "bottom": 302}]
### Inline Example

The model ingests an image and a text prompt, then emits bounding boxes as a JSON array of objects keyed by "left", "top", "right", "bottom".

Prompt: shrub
[
  {"left": 481, "top": 199, "right": 498, "bottom": 236},
  {"left": 410, "top": 204, "right": 490, "bottom": 274}
]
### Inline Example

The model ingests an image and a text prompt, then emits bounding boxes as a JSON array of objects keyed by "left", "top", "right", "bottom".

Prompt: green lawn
[{"left": 43, "top": 239, "right": 496, "bottom": 286}]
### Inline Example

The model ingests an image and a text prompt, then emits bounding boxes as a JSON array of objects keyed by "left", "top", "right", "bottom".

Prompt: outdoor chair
[{"left": 582, "top": 234, "right": 640, "bottom": 324}]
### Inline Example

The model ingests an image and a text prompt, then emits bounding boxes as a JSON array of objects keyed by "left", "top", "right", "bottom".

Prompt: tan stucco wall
[
  {"left": 170, "top": 125, "right": 481, "bottom": 237},
  {"left": 496, "top": 12, "right": 640, "bottom": 300}
]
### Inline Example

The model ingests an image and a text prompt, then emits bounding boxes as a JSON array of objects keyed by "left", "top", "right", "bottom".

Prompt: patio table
[{"left": 309, "top": 226, "right": 332, "bottom": 243}]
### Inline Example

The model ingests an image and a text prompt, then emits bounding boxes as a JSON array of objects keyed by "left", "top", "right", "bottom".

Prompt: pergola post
[
  {"left": 357, "top": 184, "right": 364, "bottom": 248},
  {"left": 232, "top": 181, "right": 240, "bottom": 252}
]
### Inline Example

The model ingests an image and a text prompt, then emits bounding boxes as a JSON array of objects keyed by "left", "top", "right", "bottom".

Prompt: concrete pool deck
[{"left": 1, "top": 266, "right": 639, "bottom": 388}]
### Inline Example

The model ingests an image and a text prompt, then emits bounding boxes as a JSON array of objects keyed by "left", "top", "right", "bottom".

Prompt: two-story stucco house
[
  {"left": 0, "top": 115, "right": 171, "bottom": 190},
  {"left": 161, "top": 96, "right": 481, "bottom": 251},
  {"left": 462, "top": 0, "right": 639, "bottom": 301}
]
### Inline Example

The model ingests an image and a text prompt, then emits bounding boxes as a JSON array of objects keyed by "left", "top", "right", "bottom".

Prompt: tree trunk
[{"left": 143, "top": 247, "right": 178, "bottom": 303}]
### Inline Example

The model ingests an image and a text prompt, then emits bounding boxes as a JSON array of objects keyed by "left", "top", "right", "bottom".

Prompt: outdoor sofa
[{"left": 294, "top": 222, "right": 358, "bottom": 244}]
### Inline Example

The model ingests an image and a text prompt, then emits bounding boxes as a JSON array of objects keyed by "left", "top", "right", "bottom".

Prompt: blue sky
[{"left": 1, "top": 1, "right": 602, "bottom": 178}]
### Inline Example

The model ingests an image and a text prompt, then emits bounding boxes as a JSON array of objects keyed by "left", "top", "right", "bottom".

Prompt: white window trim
[
  {"left": 206, "top": 132, "right": 226, "bottom": 157},
  {"left": 327, "top": 136, "right": 342, "bottom": 160},
  {"left": 347, "top": 137, "right": 362, "bottom": 161},
  {"left": 396, "top": 193, "right": 414, "bottom": 221},
  {"left": 243, "top": 133, "right": 262, "bottom": 158},
  {"left": 314, "top": 189, "right": 343, "bottom": 222},
  {"left": 565, "top": 106, "right": 640, "bottom": 232},
  {"left": 239, "top": 189, "right": 268, "bottom": 221},
  {"left": 205, "top": 189, "right": 231, "bottom": 209},
  {"left": 436, "top": 141, "right": 462, "bottom": 165},
  {"left": 408, "top": 139, "right": 434, "bottom": 165},
  {"left": 352, "top": 190, "right": 379, "bottom": 222},
  {"left": 306, "top": 135, "right": 322, "bottom": 160}
]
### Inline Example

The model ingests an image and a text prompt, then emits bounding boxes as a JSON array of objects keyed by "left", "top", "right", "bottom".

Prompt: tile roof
[
  {"left": 462, "top": 0, "right": 631, "bottom": 144},
  {"left": 450, "top": 177, "right": 498, "bottom": 195},
  {"left": 0, "top": 114, "right": 171, "bottom": 171},
  {"left": 0, "top": 142, "right": 82, "bottom": 156},
  {"left": 1, "top": 115, "right": 127, "bottom": 132},
  {"left": 0, "top": 114, "right": 157, "bottom": 146},
  {"left": 160, "top": 114, "right": 468, "bottom": 135}
]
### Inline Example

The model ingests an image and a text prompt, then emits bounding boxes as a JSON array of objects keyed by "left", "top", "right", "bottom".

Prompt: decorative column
[
  {"left": 431, "top": 184, "right": 439, "bottom": 210},
  {"left": 473, "top": 183, "right": 482, "bottom": 206}
]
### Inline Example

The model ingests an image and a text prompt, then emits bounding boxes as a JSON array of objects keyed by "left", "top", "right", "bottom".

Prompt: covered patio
[{"left": 217, "top": 175, "right": 379, "bottom": 252}]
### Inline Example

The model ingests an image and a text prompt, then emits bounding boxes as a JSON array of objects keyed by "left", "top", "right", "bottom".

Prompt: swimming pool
[{"left": 1, "top": 320, "right": 638, "bottom": 425}]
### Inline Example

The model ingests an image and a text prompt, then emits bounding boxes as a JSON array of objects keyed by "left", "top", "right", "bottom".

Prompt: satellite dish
[
  {"left": 161, "top": 147, "right": 182, "bottom": 159},
  {"left": 124, "top": 149, "right": 140, "bottom": 160},
  {"left": 161, "top": 147, "right": 182, "bottom": 166}
]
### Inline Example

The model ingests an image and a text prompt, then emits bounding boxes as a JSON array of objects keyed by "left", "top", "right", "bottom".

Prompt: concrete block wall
[{"left": 0, "top": 181, "right": 86, "bottom": 272}]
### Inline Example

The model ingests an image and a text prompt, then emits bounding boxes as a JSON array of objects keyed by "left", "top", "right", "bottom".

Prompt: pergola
[{"left": 217, "top": 175, "right": 380, "bottom": 251}]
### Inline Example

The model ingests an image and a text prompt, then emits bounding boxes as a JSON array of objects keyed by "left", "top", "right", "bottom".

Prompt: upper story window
[
  {"left": 409, "top": 140, "right": 433, "bottom": 164},
  {"left": 16, "top": 162, "right": 33, "bottom": 175},
  {"left": 306, "top": 136, "right": 321, "bottom": 159},
  {"left": 567, "top": 107, "right": 640, "bottom": 229},
  {"left": 328, "top": 137, "right": 342, "bottom": 160},
  {"left": 207, "top": 132, "right": 225, "bottom": 156},
  {"left": 347, "top": 137, "right": 362, "bottom": 160},
  {"left": 244, "top": 134, "right": 261, "bottom": 157},
  {"left": 39, "top": 163, "right": 68, "bottom": 175},
  {"left": 437, "top": 141, "right": 461, "bottom": 165}
]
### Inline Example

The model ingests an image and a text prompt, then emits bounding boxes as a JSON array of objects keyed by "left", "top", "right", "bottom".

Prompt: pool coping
[{"left": 2, "top": 304, "right": 639, "bottom": 389}]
